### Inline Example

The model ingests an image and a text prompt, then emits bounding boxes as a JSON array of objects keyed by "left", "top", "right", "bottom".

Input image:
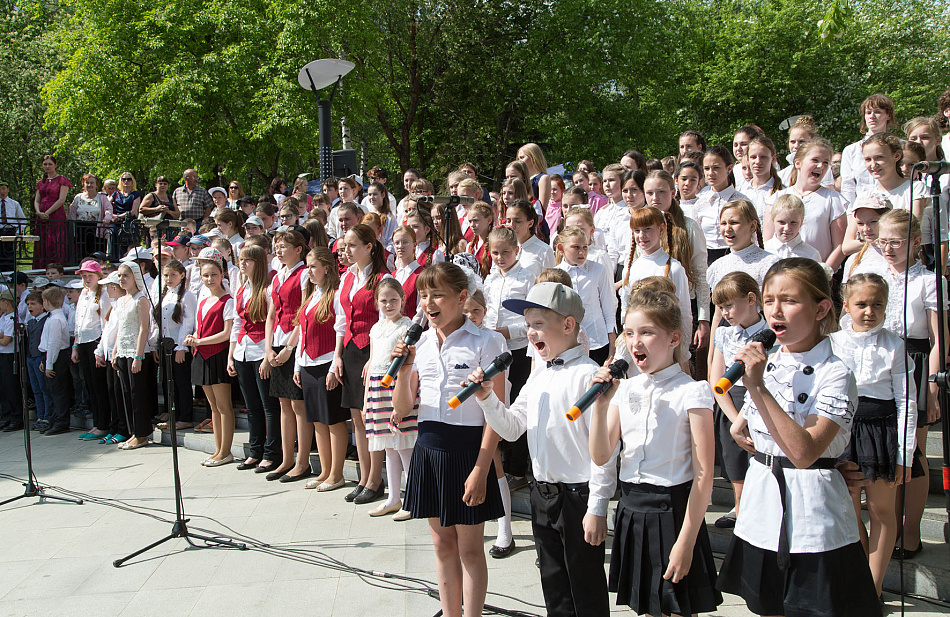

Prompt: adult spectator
[
  {"left": 110, "top": 172, "right": 141, "bottom": 261},
  {"left": 0, "top": 180, "right": 26, "bottom": 271},
  {"left": 269, "top": 177, "right": 287, "bottom": 204},
  {"left": 67, "top": 173, "right": 113, "bottom": 255},
  {"left": 140, "top": 176, "right": 181, "bottom": 220},
  {"left": 33, "top": 155, "right": 72, "bottom": 268},
  {"left": 173, "top": 169, "right": 213, "bottom": 221},
  {"left": 226, "top": 180, "right": 245, "bottom": 208}
]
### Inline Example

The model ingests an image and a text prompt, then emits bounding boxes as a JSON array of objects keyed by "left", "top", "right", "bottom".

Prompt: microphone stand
[
  {"left": 113, "top": 218, "right": 245, "bottom": 567},
  {"left": 0, "top": 234, "right": 82, "bottom": 507}
]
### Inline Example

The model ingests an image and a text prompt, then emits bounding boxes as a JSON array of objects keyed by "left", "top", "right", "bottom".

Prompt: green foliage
[{"left": 20, "top": 0, "right": 950, "bottom": 196}]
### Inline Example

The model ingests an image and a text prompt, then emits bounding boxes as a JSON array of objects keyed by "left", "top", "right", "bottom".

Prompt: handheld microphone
[
  {"left": 713, "top": 329, "right": 776, "bottom": 395},
  {"left": 381, "top": 306, "right": 427, "bottom": 387},
  {"left": 566, "top": 359, "right": 629, "bottom": 421},
  {"left": 447, "top": 352, "right": 513, "bottom": 409},
  {"left": 381, "top": 323, "right": 424, "bottom": 387},
  {"left": 913, "top": 160, "right": 950, "bottom": 176}
]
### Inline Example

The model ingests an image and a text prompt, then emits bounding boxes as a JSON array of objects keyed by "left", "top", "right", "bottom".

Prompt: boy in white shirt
[
  {"left": 763, "top": 194, "right": 821, "bottom": 261},
  {"left": 470, "top": 282, "right": 616, "bottom": 617},
  {"left": 39, "top": 287, "right": 73, "bottom": 435}
]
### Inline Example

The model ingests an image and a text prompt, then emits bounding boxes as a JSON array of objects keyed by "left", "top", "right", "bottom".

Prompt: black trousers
[
  {"left": 46, "top": 349, "right": 73, "bottom": 428},
  {"left": 116, "top": 355, "right": 156, "bottom": 438},
  {"left": 75, "top": 340, "right": 110, "bottom": 431},
  {"left": 530, "top": 482, "right": 610, "bottom": 617},
  {"left": 501, "top": 347, "right": 531, "bottom": 477},
  {"left": 106, "top": 364, "right": 128, "bottom": 436},
  {"left": 234, "top": 358, "right": 282, "bottom": 461},
  {"left": 159, "top": 349, "right": 194, "bottom": 422},
  {"left": 0, "top": 353, "right": 22, "bottom": 424}
]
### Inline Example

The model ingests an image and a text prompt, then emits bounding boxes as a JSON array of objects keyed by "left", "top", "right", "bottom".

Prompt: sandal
[{"left": 194, "top": 419, "right": 213, "bottom": 433}]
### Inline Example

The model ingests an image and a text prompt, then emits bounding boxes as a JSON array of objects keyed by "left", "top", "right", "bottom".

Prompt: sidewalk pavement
[{"left": 0, "top": 430, "right": 947, "bottom": 617}]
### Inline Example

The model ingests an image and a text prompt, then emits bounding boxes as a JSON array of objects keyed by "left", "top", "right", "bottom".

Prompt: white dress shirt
[
  {"left": 415, "top": 241, "right": 446, "bottom": 264},
  {"left": 842, "top": 245, "right": 888, "bottom": 282},
  {"left": 0, "top": 312, "right": 14, "bottom": 353},
  {"left": 593, "top": 201, "right": 631, "bottom": 270},
  {"left": 0, "top": 196, "right": 26, "bottom": 231},
  {"left": 620, "top": 249, "right": 692, "bottom": 338},
  {"left": 706, "top": 244, "right": 781, "bottom": 290},
  {"left": 478, "top": 344, "right": 618, "bottom": 517},
  {"left": 585, "top": 244, "right": 613, "bottom": 275},
  {"left": 96, "top": 303, "right": 119, "bottom": 362},
  {"left": 614, "top": 363, "right": 714, "bottom": 486},
  {"left": 557, "top": 259, "right": 615, "bottom": 350},
  {"left": 736, "top": 338, "right": 859, "bottom": 553},
  {"left": 840, "top": 135, "right": 874, "bottom": 206},
  {"left": 713, "top": 316, "right": 769, "bottom": 388},
  {"left": 39, "top": 308, "right": 69, "bottom": 367},
  {"left": 73, "top": 287, "right": 112, "bottom": 345},
  {"left": 744, "top": 178, "right": 778, "bottom": 224},
  {"left": 829, "top": 322, "right": 917, "bottom": 465},
  {"left": 882, "top": 262, "right": 941, "bottom": 340},
  {"left": 686, "top": 186, "right": 749, "bottom": 250},
  {"left": 517, "top": 235, "right": 555, "bottom": 279},
  {"left": 150, "top": 286, "right": 197, "bottom": 352},
  {"left": 771, "top": 186, "right": 846, "bottom": 262},
  {"left": 483, "top": 263, "right": 534, "bottom": 351},
  {"left": 412, "top": 318, "right": 506, "bottom": 427},
  {"left": 763, "top": 235, "right": 821, "bottom": 261},
  {"left": 683, "top": 217, "right": 710, "bottom": 321},
  {"left": 231, "top": 283, "right": 267, "bottom": 362}
]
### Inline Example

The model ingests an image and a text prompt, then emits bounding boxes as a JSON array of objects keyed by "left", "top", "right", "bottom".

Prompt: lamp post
[{"left": 297, "top": 59, "right": 355, "bottom": 182}]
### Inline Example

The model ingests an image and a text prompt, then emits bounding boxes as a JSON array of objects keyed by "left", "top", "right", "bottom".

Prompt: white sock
[
  {"left": 495, "top": 476, "right": 512, "bottom": 547},
  {"left": 384, "top": 449, "right": 403, "bottom": 508}
]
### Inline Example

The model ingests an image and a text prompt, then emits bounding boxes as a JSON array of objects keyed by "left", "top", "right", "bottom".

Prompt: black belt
[
  {"left": 754, "top": 452, "right": 837, "bottom": 570},
  {"left": 532, "top": 480, "right": 588, "bottom": 496}
]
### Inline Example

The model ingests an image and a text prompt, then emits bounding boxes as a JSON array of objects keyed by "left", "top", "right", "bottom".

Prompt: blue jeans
[{"left": 27, "top": 356, "right": 51, "bottom": 422}]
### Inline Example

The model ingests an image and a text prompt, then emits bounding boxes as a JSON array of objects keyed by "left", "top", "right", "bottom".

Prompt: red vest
[
  {"left": 301, "top": 295, "right": 337, "bottom": 358},
  {"left": 340, "top": 270, "right": 384, "bottom": 348},
  {"left": 270, "top": 263, "right": 305, "bottom": 333},
  {"left": 235, "top": 284, "right": 265, "bottom": 344},
  {"left": 195, "top": 294, "right": 233, "bottom": 359},
  {"left": 399, "top": 262, "right": 421, "bottom": 319}
]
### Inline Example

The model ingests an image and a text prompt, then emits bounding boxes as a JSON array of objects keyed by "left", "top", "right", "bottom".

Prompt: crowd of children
[{"left": 3, "top": 89, "right": 950, "bottom": 617}]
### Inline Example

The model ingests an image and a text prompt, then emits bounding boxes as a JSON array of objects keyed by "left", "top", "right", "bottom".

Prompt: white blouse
[
  {"left": 483, "top": 262, "right": 535, "bottom": 351},
  {"left": 771, "top": 186, "right": 846, "bottom": 261},
  {"left": 73, "top": 287, "right": 112, "bottom": 345},
  {"left": 412, "top": 319, "right": 507, "bottom": 427},
  {"left": 368, "top": 316, "right": 411, "bottom": 374},
  {"left": 114, "top": 292, "right": 151, "bottom": 358},
  {"left": 882, "top": 262, "right": 941, "bottom": 340},
  {"left": 736, "top": 338, "right": 859, "bottom": 553},
  {"left": 840, "top": 135, "right": 874, "bottom": 206},
  {"left": 744, "top": 179, "right": 778, "bottom": 224},
  {"left": 556, "top": 259, "right": 615, "bottom": 350},
  {"left": 477, "top": 344, "right": 617, "bottom": 517},
  {"left": 687, "top": 185, "right": 749, "bottom": 250},
  {"left": 706, "top": 244, "right": 780, "bottom": 290},
  {"left": 614, "top": 363, "right": 714, "bottom": 486},
  {"left": 593, "top": 201, "right": 631, "bottom": 270},
  {"left": 517, "top": 235, "right": 555, "bottom": 278},
  {"left": 842, "top": 245, "right": 888, "bottom": 282},
  {"left": 829, "top": 322, "right": 917, "bottom": 465},
  {"left": 713, "top": 316, "right": 770, "bottom": 389},
  {"left": 150, "top": 286, "right": 197, "bottom": 352},
  {"left": 620, "top": 249, "right": 692, "bottom": 338},
  {"left": 763, "top": 235, "right": 821, "bottom": 261}
]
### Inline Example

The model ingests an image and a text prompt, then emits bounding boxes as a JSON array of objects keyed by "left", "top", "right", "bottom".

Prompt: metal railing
[{"left": 0, "top": 217, "right": 147, "bottom": 270}]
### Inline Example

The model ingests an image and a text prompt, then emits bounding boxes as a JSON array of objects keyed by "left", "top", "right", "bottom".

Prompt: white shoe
[
  {"left": 368, "top": 500, "right": 402, "bottom": 517},
  {"left": 203, "top": 454, "right": 234, "bottom": 467}
]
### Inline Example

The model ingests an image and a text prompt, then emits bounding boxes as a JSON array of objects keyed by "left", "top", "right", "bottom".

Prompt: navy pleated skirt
[{"left": 404, "top": 421, "right": 504, "bottom": 527}]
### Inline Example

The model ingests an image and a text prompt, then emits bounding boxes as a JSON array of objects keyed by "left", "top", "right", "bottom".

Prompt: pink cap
[{"left": 77, "top": 260, "right": 103, "bottom": 275}]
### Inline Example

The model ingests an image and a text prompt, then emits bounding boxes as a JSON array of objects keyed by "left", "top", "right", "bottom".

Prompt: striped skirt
[{"left": 365, "top": 373, "right": 418, "bottom": 451}]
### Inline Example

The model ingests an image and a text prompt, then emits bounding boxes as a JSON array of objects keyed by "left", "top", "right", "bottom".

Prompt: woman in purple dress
[{"left": 33, "top": 155, "right": 72, "bottom": 267}]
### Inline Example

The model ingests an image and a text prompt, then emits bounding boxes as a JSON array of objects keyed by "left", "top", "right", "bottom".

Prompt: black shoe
[
  {"left": 354, "top": 486, "right": 383, "bottom": 504},
  {"left": 714, "top": 513, "right": 737, "bottom": 529},
  {"left": 279, "top": 469, "right": 312, "bottom": 483},
  {"left": 44, "top": 425, "right": 70, "bottom": 436},
  {"left": 266, "top": 469, "right": 289, "bottom": 481},
  {"left": 255, "top": 462, "right": 278, "bottom": 474},
  {"left": 892, "top": 542, "right": 923, "bottom": 560},
  {"left": 3, "top": 424, "right": 24, "bottom": 432},
  {"left": 345, "top": 485, "right": 365, "bottom": 502},
  {"left": 0, "top": 420, "right": 10, "bottom": 430},
  {"left": 489, "top": 541, "right": 516, "bottom": 559},
  {"left": 236, "top": 460, "right": 260, "bottom": 471},
  {"left": 345, "top": 444, "right": 359, "bottom": 461},
  {"left": 535, "top": 557, "right": 540, "bottom": 568}
]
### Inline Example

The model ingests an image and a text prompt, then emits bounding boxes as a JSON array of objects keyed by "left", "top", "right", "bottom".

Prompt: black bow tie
[{"left": 546, "top": 358, "right": 564, "bottom": 368}]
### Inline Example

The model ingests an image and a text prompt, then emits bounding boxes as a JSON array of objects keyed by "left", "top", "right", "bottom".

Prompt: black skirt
[
  {"left": 340, "top": 340, "right": 370, "bottom": 410},
  {"left": 907, "top": 338, "right": 935, "bottom": 427},
  {"left": 609, "top": 481, "right": 722, "bottom": 616},
  {"left": 268, "top": 345, "right": 303, "bottom": 400},
  {"left": 848, "top": 396, "right": 926, "bottom": 482},
  {"left": 716, "top": 386, "right": 750, "bottom": 482},
  {"left": 300, "top": 362, "right": 348, "bottom": 425},
  {"left": 717, "top": 537, "right": 881, "bottom": 617},
  {"left": 191, "top": 349, "right": 229, "bottom": 386},
  {"left": 404, "top": 421, "right": 504, "bottom": 527}
]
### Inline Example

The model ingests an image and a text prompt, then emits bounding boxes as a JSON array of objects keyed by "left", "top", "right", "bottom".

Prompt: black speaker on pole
[{"left": 332, "top": 149, "right": 359, "bottom": 179}]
